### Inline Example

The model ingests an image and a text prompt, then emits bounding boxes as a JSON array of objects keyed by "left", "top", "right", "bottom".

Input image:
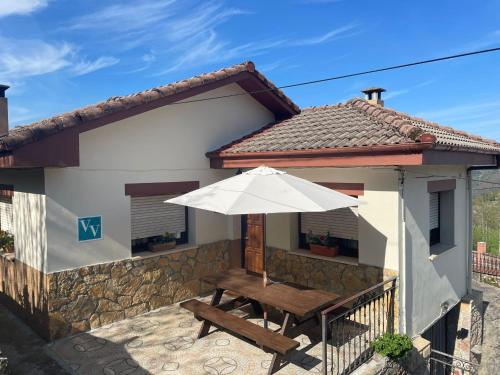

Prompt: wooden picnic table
[
  {"left": 182, "top": 268, "right": 340, "bottom": 375},
  {"left": 202, "top": 268, "right": 340, "bottom": 318}
]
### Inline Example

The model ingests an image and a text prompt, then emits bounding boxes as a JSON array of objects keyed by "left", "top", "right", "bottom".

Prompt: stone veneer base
[
  {"left": 3, "top": 242, "right": 399, "bottom": 341},
  {"left": 266, "top": 247, "right": 399, "bottom": 329},
  {"left": 267, "top": 247, "right": 398, "bottom": 297},
  {"left": 47, "top": 240, "right": 234, "bottom": 340}
]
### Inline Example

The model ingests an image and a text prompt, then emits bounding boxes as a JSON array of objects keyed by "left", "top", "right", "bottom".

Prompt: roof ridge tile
[{"left": 350, "top": 98, "right": 500, "bottom": 148}]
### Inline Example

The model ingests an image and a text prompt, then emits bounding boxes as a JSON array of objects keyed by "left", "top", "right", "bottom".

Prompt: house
[{"left": 0, "top": 62, "right": 499, "bottom": 348}]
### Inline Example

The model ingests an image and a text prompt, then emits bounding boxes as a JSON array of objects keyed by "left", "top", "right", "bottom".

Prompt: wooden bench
[{"left": 180, "top": 299, "right": 299, "bottom": 356}]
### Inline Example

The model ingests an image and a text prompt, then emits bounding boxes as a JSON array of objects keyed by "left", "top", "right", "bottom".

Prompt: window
[
  {"left": 428, "top": 179, "right": 455, "bottom": 253},
  {"left": 429, "top": 192, "right": 440, "bottom": 246},
  {"left": 0, "top": 196, "right": 13, "bottom": 234},
  {"left": 130, "top": 194, "right": 188, "bottom": 253},
  {"left": 298, "top": 182, "right": 363, "bottom": 259},
  {"left": 299, "top": 207, "right": 359, "bottom": 258}
]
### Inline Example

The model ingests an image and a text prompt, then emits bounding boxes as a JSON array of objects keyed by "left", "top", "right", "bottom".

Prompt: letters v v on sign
[{"left": 78, "top": 216, "right": 102, "bottom": 242}]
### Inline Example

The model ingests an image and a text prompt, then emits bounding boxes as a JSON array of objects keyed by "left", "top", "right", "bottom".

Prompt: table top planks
[{"left": 201, "top": 268, "right": 340, "bottom": 317}]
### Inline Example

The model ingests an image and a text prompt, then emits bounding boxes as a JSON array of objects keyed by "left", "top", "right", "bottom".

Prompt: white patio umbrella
[{"left": 166, "top": 166, "right": 358, "bottom": 284}]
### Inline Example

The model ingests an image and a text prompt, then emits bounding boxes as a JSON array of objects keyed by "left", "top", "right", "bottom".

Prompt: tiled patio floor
[{"left": 47, "top": 296, "right": 329, "bottom": 374}]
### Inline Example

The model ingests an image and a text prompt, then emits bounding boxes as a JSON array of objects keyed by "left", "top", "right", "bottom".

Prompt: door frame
[{"left": 240, "top": 214, "right": 247, "bottom": 268}]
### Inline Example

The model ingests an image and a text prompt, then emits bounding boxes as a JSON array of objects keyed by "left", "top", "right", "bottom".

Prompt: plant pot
[
  {"left": 309, "top": 244, "right": 339, "bottom": 257},
  {"left": 1, "top": 245, "right": 14, "bottom": 254},
  {"left": 149, "top": 241, "right": 176, "bottom": 252}
]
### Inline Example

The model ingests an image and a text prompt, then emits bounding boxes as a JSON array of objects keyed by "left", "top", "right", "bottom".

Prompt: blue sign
[{"left": 77, "top": 216, "right": 102, "bottom": 242}]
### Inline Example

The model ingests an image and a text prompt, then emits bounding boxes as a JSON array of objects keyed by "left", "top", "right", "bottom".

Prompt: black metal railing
[
  {"left": 429, "top": 349, "right": 479, "bottom": 375},
  {"left": 321, "top": 276, "right": 397, "bottom": 375},
  {"left": 472, "top": 251, "right": 500, "bottom": 276}
]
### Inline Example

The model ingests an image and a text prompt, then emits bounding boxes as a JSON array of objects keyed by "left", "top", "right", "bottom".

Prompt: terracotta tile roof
[
  {"left": 210, "top": 98, "right": 500, "bottom": 155},
  {"left": 0, "top": 61, "right": 299, "bottom": 153}
]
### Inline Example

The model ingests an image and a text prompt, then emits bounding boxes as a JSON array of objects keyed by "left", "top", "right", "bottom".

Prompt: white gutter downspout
[
  {"left": 397, "top": 168, "right": 407, "bottom": 334},
  {"left": 466, "top": 169, "right": 473, "bottom": 294}
]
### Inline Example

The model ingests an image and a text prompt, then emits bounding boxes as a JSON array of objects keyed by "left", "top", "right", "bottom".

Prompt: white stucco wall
[
  {"left": 403, "top": 165, "right": 468, "bottom": 336},
  {"left": 44, "top": 83, "right": 275, "bottom": 273},
  {"left": 0, "top": 169, "right": 47, "bottom": 271},
  {"left": 265, "top": 167, "right": 401, "bottom": 271}
]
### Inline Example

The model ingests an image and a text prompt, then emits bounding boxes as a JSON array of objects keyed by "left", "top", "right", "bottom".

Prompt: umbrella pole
[{"left": 262, "top": 213, "right": 269, "bottom": 330}]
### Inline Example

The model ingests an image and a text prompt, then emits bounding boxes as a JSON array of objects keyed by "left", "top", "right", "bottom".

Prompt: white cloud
[
  {"left": 258, "top": 58, "right": 300, "bottom": 72},
  {"left": 71, "top": 56, "right": 120, "bottom": 76},
  {"left": 142, "top": 52, "right": 156, "bottom": 63},
  {"left": 9, "top": 105, "right": 38, "bottom": 125},
  {"left": 458, "top": 29, "right": 500, "bottom": 52},
  {"left": 0, "top": 0, "right": 48, "bottom": 18},
  {"left": 122, "top": 52, "right": 157, "bottom": 74},
  {"left": 416, "top": 99, "right": 500, "bottom": 140},
  {"left": 163, "top": 2, "right": 248, "bottom": 42},
  {"left": 0, "top": 35, "right": 119, "bottom": 82},
  {"left": 291, "top": 24, "right": 359, "bottom": 46},
  {"left": 64, "top": 1, "right": 358, "bottom": 75},
  {"left": 159, "top": 23, "right": 357, "bottom": 73},
  {"left": 383, "top": 80, "right": 435, "bottom": 100},
  {"left": 65, "top": 0, "right": 177, "bottom": 33},
  {"left": 259, "top": 60, "right": 287, "bottom": 72},
  {"left": 417, "top": 100, "right": 500, "bottom": 123},
  {"left": 0, "top": 37, "right": 73, "bottom": 81},
  {"left": 159, "top": 31, "right": 229, "bottom": 74},
  {"left": 297, "top": 0, "right": 343, "bottom": 3}
]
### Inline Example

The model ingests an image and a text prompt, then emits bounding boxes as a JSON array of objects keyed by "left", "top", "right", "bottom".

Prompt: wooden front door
[{"left": 243, "top": 214, "right": 265, "bottom": 274}]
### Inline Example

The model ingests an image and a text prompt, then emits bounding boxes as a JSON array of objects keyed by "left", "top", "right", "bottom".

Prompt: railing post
[{"left": 322, "top": 313, "right": 328, "bottom": 375}]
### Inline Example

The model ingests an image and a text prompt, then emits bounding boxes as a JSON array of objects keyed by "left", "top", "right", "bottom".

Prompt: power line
[
  {"left": 472, "top": 179, "right": 500, "bottom": 186},
  {"left": 473, "top": 187, "right": 500, "bottom": 191},
  {"left": 404, "top": 170, "right": 500, "bottom": 188},
  {"left": 171, "top": 47, "right": 500, "bottom": 106}
]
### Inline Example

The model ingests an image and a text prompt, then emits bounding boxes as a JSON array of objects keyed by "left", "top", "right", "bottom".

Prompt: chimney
[
  {"left": 362, "top": 87, "right": 385, "bottom": 106},
  {"left": 0, "top": 85, "right": 9, "bottom": 137}
]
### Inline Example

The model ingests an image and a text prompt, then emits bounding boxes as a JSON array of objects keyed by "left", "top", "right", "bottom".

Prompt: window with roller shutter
[
  {"left": 427, "top": 179, "right": 455, "bottom": 254},
  {"left": 298, "top": 182, "right": 362, "bottom": 259},
  {"left": 429, "top": 192, "right": 440, "bottom": 246},
  {"left": 130, "top": 194, "right": 188, "bottom": 253},
  {"left": 0, "top": 196, "right": 14, "bottom": 234}
]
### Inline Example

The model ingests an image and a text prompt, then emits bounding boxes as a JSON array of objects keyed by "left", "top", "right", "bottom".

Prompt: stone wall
[
  {"left": 452, "top": 290, "right": 484, "bottom": 367},
  {"left": 266, "top": 247, "right": 397, "bottom": 297},
  {"left": 47, "top": 240, "right": 233, "bottom": 340},
  {"left": 0, "top": 253, "right": 50, "bottom": 339}
]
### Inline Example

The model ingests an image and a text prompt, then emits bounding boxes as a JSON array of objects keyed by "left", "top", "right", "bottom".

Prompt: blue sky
[{"left": 1, "top": 0, "right": 500, "bottom": 140}]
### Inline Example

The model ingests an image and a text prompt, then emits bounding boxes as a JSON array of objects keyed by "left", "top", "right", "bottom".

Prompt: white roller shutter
[
  {"left": 429, "top": 192, "right": 439, "bottom": 230},
  {"left": 0, "top": 197, "right": 13, "bottom": 234},
  {"left": 131, "top": 194, "right": 185, "bottom": 240},
  {"left": 301, "top": 207, "right": 358, "bottom": 240}
]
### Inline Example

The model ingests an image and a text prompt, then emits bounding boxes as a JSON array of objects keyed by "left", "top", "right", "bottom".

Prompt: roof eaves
[
  {"left": 209, "top": 141, "right": 435, "bottom": 159},
  {"left": 0, "top": 61, "right": 299, "bottom": 153}
]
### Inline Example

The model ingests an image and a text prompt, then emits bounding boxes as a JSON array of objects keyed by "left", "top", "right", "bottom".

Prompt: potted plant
[
  {"left": 149, "top": 232, "right": 177, "bottom": 252},
  {"left": 371, "top": 333, "right": 413, "bottom": 374},
  {"left": 307, "top": 231, "right": 340, "bottom": 257},
  {"left": 0, "top": 230, "right": 14, "bottom": 253}
]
